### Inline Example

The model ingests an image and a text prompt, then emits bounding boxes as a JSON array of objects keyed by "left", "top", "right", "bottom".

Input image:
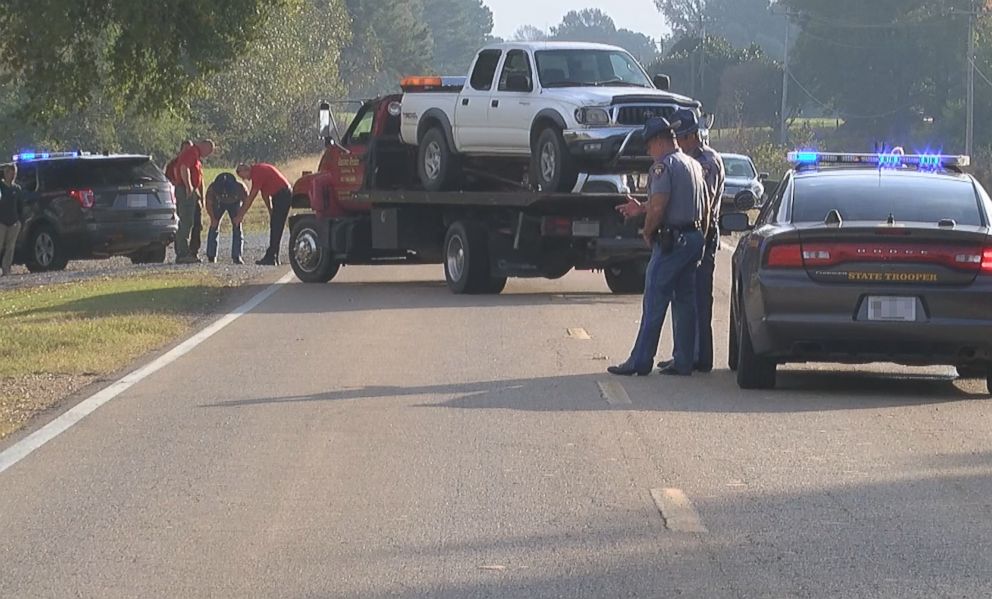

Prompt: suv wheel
[
  {"left": 418, "top": 127, "right": 460, "bottom": 192},
  {"left": 532, "top": 127, "right": 578, "bottom": 193},
  {"left": 736, "top": 310, "right": 776, "bottom": 390},
  {"left": 26, "top": 225, "right": 68, "bottom": 272}
]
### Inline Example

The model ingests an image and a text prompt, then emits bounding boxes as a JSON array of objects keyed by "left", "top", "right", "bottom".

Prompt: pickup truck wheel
[
  {"left": 532, "top": 128, "right": 578, "bottom": 193},
  {"left": 289, "top": 219, "right": 340, "bottom": 283},
  {"left": 604, "top": 260, "right": 646, "bottom": 294},
  {"left": 26, "top": 225, "right": 68, "bottom": 272},
  {"left": 444, "top": 221, "right": 496, "bottom": 294},
  {"left": 736, "top": 311, "right": 777, "bottom": 390},
  {"left": 419, "top": 127, "right": 460, "bottom": 192}
]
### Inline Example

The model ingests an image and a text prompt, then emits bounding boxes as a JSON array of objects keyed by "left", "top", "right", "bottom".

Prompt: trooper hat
[
  {"left": 672, "top": 109, "right": 700, "bottom": 138},
  {"left": 642, "top": 116, "right": 679, "bottom": 144}
]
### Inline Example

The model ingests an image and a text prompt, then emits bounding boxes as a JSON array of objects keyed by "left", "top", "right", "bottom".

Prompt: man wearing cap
[
  {"left": 657, "top": 109, "right": 726, "bottom": 373},
  {"left": 609, "top": 116, "right": 707, "bottom": 377},
  {"left": 205, "top": 172, "right": 248, "bottom": 264}
]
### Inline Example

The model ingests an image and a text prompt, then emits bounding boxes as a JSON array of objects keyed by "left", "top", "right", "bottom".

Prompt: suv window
[
  {"left": 793, "top": 173, "right": 982, "bottom": 225},
  {"left": 498, "top": 50, "right": 533, "bottom": 92},
  {"left": 470, "top": 50, "right": 502, "bottom": 91},
  {"left": 41, "top": 158, "right": 166, "bottom": 190}
]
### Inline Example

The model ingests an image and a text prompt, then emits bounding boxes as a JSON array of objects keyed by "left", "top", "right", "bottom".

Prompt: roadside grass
[{"left": 0, "top": 274, "right": 227, "bottom": 438}]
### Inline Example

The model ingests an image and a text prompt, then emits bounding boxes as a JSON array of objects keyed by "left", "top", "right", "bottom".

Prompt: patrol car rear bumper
[{"left": 563, "top": 128, "right": 652, "bottom": 172}]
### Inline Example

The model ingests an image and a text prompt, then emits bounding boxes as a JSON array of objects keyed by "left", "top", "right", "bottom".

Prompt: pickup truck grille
[{"left": 615, "top": 105, "right": 676, "bottom": 126}]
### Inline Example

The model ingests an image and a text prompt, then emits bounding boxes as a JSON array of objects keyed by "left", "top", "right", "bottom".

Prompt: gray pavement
[{"left": 2, "top": 250, "right": 992, "bottom": 598}]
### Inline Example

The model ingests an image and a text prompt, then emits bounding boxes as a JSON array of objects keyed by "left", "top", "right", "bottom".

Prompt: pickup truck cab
[{"left": 400, "top": 41, "right": 701, "bottom": 193}]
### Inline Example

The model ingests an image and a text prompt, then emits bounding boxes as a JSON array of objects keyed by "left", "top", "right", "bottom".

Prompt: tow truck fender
[{"left": 417, "top": 108, "right": 458, "bottom": 153}]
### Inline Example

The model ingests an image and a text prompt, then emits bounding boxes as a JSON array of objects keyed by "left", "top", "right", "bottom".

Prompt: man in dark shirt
[{"left": 0, "top": 163, "right": 25, "bottom": 276}]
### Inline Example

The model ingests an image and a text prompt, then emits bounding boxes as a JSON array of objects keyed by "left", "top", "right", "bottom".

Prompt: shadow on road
[{"left": 201, "top": 367, "right": 980, "bottom": 413}]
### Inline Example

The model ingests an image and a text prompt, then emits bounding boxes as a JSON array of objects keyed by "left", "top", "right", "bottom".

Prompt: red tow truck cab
[{"left": 287, "top": 95, "right": 652, "bottom": 295}]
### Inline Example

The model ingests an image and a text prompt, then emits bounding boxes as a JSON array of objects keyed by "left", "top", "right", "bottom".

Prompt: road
[{"left": 2, "top": 250, "right": 992, "bottom": 598}]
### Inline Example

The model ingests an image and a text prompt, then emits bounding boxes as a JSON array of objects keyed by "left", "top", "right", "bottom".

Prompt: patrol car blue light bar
[
  {"left": 13, "top": 151, "right": 81, "bottom": 161},
  {"left": 787, "top": 151, "right": 970, "bottom": 169}
]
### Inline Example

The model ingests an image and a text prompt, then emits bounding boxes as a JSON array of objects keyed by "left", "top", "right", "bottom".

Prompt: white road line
[
  {"left": 597, "top": 380, "right": 632, "bottom": 406},
  {"left": 0, "top": 271, "right": 295, "bottom": 476},
  {"left": 651, "top": 488, "right": 708, "bottom": 533},
  {"left": 567, "top": 327, "right": 591, "bottom": 340}
]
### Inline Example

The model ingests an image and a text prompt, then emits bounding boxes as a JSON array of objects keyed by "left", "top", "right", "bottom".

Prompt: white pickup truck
[{"left": 399, "top": 41, "right": 702, "bottom": 193}]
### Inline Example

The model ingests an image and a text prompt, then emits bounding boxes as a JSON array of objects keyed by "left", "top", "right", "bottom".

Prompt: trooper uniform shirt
[
  {"left": 693, "top": 144, "right": 726, "bottom": 227},
  {"left": 649, "top": 149, "right": 707, "bottom": 227}
]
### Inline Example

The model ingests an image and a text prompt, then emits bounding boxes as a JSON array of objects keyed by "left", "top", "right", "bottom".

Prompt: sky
[{"left": 482, "top": 0, "right": 668, "bottom": 41}]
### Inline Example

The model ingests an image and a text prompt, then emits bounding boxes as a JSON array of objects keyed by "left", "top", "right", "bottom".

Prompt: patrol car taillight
[
  {"left": 981, "top": 248, "right": 992, "bottom": 274},
  {"left": 69, "top": 189, "right": 95, "bottom": 209},
  {"left": 765, "top": 243, "right": 803, "bottom": 268}
]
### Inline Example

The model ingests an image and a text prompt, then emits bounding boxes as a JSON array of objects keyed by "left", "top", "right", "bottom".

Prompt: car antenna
[{"left": 886, "top": 212, "right": 896, "bottom": 225}]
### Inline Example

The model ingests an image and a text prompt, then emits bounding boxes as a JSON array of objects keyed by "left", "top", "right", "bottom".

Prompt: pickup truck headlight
[{"left": 575, "top": 107, "right": 612, "bottom": 126}]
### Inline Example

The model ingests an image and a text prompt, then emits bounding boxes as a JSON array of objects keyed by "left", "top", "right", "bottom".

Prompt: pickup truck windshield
[{"left": 535, "top": 50, "right": 652, "bottom": 88}]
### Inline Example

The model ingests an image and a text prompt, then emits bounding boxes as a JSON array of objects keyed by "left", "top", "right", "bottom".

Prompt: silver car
[{"left": 720, "top": 153, "right": 768, "bottom": 210}]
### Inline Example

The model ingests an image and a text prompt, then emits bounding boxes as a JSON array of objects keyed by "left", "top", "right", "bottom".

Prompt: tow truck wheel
[
  {"left": 532, "top": 127, "right": 578, "bottom": 193},
  {"left": 736, "top": 311, "right": 776, "bottom": 390},
  {"left": 419, "top": 127, "right": 460, "bottom": 192},
  {"left": 604, "top": 261, "right": 646, "bottom": 294},
  {"left": 289, "top": 219, "right": 339, "bottom": 283},
  {"left": 444, "top": 221, "right": 498, "bottom": 294}
]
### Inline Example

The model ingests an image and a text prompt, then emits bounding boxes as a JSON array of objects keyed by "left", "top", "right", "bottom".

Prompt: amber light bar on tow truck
[
  {"left": 400, "top": 76, "right": 467, "bottom": 93},
  {"left": 788, "top": 150, "right": 970, "bottom": 171}
]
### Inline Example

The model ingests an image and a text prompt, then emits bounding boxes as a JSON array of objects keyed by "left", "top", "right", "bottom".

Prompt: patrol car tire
[
  {"left": 954, "top": 365, "right": 985, "bottom": 379},
  {"left": 289, "top": 219, "right": 339, "bottom": 283},
  {"left": 444, "top": 221, "right": 497, "bottom": 294},
  {"left": 985, "top": 370, "right": 992, "bottom": 396},
  {"left": 419, "top": 127, "right": 460, "bottom": 192},
  {"left": 604, "top": 261, "right": 646, "bottom": 295},
  {"left": 728, "top": 301, "right": 739, "bottom": 371},
  {"left": 736, "top": 311, "right": 776, "bottom": 390},
  {"left": 532, "top": 127, "right": 578, "bottom": 193},
  {"left": 25, "top": 224, "right": 68, "bottom": 272}
]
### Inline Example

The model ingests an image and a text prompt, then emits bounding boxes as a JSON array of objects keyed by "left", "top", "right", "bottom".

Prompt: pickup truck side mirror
[
  {"left": 653, "top": 74, "right": 670, "bottom": 91},
  {"left": 505, "top": 74, "right": 532, "bottom": 93},
  {"left": 720, "top": 211, "right": 752, "bottom": 234},
  {"left": 758, "top": 172, "right": 769, "bottom": 181}
]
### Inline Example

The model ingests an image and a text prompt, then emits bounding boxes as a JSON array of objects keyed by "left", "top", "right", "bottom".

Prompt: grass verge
[{"left": 0, "top": 274, "right": 228, "bottom": 438}]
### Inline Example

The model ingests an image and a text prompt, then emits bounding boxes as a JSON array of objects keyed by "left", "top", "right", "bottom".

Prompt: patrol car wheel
[
  {"left": 986, "top": 370, "right": 992, "bottom": 396},
  {"left": 604, "top": 260, "right": 646, "bottom": 294},
  {"left": 444, "top": 221, "right": 500, "bottom": 294},
  {"left": 728, "top": 301, "right": 739, "bottom": 371},
  {"left": 419, "top": 127, "right": 461, "bottom": 192},
  {"left": 736, "top": 310, "right": 776, "bottom": 390},
  {"left": 289, "top": 219, "right": 339, "bottom": 283},
  {"left": 955, "top": 365, "right": 985, "bottom": 379},
  {"left": 532, "top": 128, "right": 578, "bottom": 193},
  {"left": 26, "top": 225, "right": 68, "bottom": 272}
]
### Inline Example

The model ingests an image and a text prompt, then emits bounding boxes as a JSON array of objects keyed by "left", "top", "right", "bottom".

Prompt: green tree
[
  {"left": 423, "top": 0, "right": 495, "bottom": 75},
  {"left": 513, "top": 25, "right": 550, "bottom": 42},
  {"left": 0, "top": 0, "right": 286, "bottom": 123},
  {"left": 196, "top": 0, "right": 351, "bottom": 162},
  {"left": 656, "top": 0, "right": 783, "bottom": 59},
  {"left": 341, "top": 0, "right": 434, "bottom": 96},
  {"left": 548, "top": 9, "right": 661, "bottom": 64}
]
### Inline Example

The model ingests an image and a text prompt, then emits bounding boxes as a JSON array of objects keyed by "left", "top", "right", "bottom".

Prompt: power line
[{"left": 787, "top": 71, "right": 917, "bottom": 120}]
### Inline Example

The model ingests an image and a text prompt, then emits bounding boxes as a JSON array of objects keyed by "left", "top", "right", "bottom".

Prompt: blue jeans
[
  {"left": 628, "top": 230, "right": 705, "bottom": 374},
  {"left": 207, "top": 201, "right": 243, "bottom": 261},
  {"left": 672, "top": 229, "right": 718, "bottom": 368}
]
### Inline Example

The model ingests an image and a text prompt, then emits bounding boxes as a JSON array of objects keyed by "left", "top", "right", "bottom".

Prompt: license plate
[
  {"left": 867, "top": 296, "right": 916, "bottom": 321},
  {"left": 126, "top": 194, "right": 148, "bottom": 208},
  {"left": 572, "top": 220, "right": 600, "bottom": 237}
]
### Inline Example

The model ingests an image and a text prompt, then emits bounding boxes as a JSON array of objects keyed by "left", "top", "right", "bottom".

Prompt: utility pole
[
  {"left": 966, "top": 0, "right": 976, "bottom": 156},
  {"left": 780, "top": 14, "right": 791, "bottom": 145}
]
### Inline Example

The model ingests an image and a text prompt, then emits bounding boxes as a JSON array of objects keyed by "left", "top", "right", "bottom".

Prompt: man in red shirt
[
  {"left": 235, "top": 163, "right": 292, "bottom": 266},
  {"left": 174, "top": 139, "right": 215, "bottom": 263},
  {"left": 165, "top": 140, "right": 203, "bottom": 261}
]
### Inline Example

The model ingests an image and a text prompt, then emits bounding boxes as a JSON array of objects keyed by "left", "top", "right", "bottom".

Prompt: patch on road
[
  {"left": 597, "top": 381, "right": 631, "bottom": 406},
  {"left": 651, "top": 488, "right": 708, "bottom": 533},
  {"left": 567, "top": 327, "right": 591, "bottom": 340}
]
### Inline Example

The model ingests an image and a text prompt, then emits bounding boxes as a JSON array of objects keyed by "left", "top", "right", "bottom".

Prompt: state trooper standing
[
  {"left": 609, "top": 116, "right": 708, "bottom": 377},
  {"left": 658, "top": 109, "right": 726, "bottom": 373}
]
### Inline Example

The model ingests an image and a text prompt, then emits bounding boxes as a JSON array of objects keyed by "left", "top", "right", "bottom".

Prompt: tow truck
[{"left": 286, "top": 89, "right": 668, "bottom": 294}]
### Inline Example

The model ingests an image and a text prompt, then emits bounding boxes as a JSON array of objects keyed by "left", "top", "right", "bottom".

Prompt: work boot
[{"left": 255, "top": 255, "right": 279, "bottom": 266}]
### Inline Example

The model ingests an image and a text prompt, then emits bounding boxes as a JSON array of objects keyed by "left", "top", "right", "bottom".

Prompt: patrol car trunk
[
  {"left": 794, "top": 222, "right": 991, "bottom": 286},
  {"left": 50, "top": 157, "right": 175, "bottom": 221}
]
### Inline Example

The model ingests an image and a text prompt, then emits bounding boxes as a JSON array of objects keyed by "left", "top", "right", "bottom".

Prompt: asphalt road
[{"left": 2, "top": 249, "right": 992, "bottom": 598}]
